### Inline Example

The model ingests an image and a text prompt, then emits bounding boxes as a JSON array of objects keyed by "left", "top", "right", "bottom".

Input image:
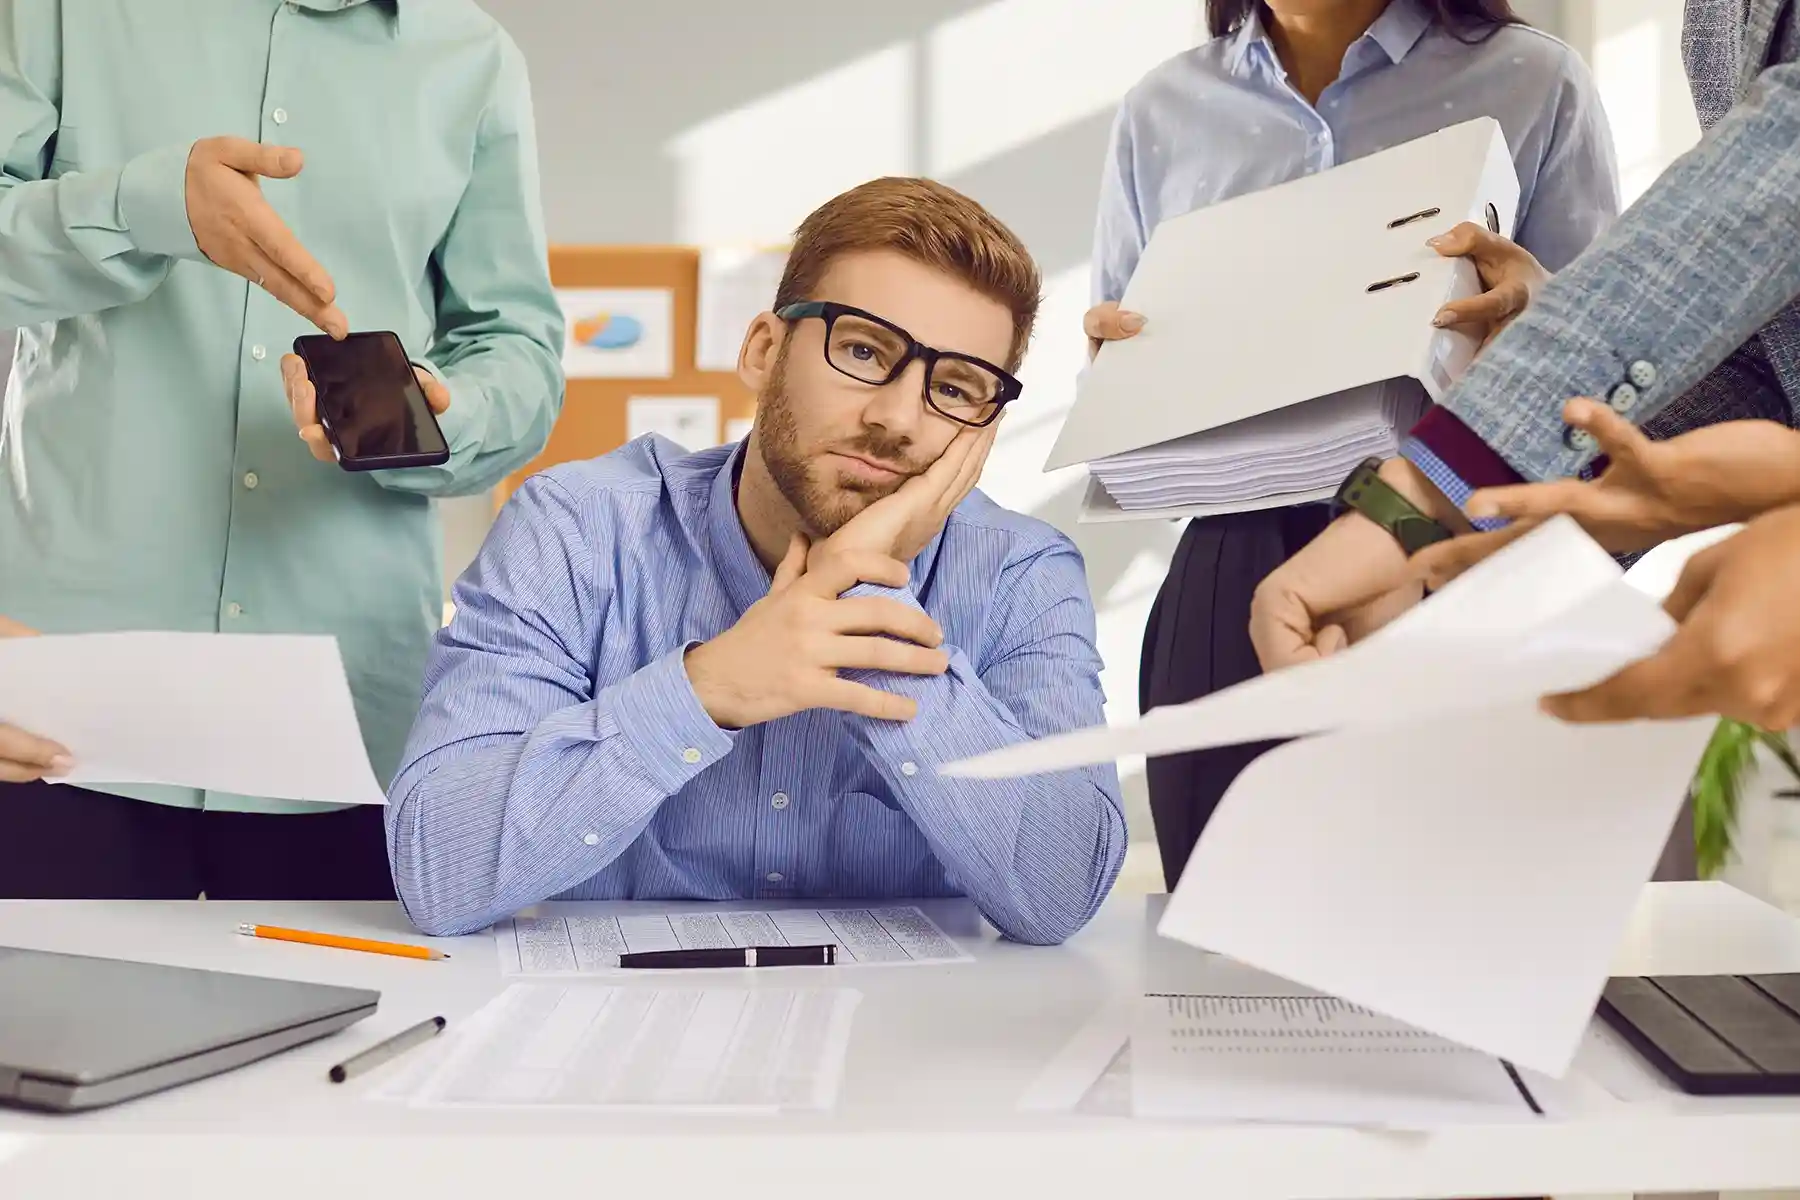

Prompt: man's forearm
[
  {"left": 835, "top": 586, "right": 1126, "bottom": 946},
  {"left": 386, "top": 648, "right": 733, "bottom": 936}
]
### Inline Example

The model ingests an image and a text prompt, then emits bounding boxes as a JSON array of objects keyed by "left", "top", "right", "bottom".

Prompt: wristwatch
[{"left": 1330, "top": 457, "right": 1453, "bottom": 555}]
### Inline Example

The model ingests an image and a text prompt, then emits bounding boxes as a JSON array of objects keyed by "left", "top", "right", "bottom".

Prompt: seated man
[{"left": 387, "top": 177, "right": 1126, "bottom": 941}]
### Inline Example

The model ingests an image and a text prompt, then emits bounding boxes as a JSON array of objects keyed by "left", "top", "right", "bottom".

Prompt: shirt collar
[
  {"left": 1228, "top": 0, "right": 1432, "bottom": 76},
  {"left": 288, "top": 0, "right": 406, "bottom": 37},
  {"left": 705, "top": 441, "right": 780, "bottom": 616},
  {"left": 1365, "top": 0, "right": 1432, "bottom": 64}
]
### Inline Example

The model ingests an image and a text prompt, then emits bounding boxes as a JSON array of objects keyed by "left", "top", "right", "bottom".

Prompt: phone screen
[{"left": 294, "top": 332, "right": 449, "bottom": 468}]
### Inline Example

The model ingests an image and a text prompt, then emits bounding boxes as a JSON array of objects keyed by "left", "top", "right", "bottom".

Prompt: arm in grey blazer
[{"left": 1423, "top": 59, "right": 1800, "bottom": 482}]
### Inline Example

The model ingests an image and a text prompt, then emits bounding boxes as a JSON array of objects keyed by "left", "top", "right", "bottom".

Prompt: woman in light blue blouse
[{"left": 1089, "top": 0, "right": 1621, "bottom": 889}]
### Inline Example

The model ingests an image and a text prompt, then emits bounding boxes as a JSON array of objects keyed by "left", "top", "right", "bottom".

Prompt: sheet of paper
[
  {"left": 945, "top": 517, "right": 1635, "bottom": 779},
  {"left": 724, "top": 416, "right": 755, "bottom": 443},
  {"left": 496, "top": 904, "right": 971, "bottom": 976},
  {"left": 697, "top": 247, "right": 789, "bottom": 372},
  {"left": 1018, "top": 1002, "right": 1134, "bottom": 1113},
  {"left": 0, "top": 632, "right": 385, "bottom": 805},
  {"left": 398, "top": 984, "right": 859, "bottom": 1112},
  {"left": 1160, "top": 700, "right": 1715, "bottom": 1077},
  {"left": 1131, "top": 993, "right": 1545, "bottom": 1128},
  {"left": 626, "top": 394, "right": 721, "bottom": 451}
]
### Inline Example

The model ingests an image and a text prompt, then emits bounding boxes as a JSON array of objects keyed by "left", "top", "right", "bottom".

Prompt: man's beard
[{"left": 756, "top": 345, "right": 919, "bottom": 536}]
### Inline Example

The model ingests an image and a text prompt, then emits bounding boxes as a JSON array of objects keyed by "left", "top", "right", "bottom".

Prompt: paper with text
[
  {"left": 496, "top": 904, "right": 971, "bottom": 976},
  {"left": 1132, "top": 993, "right": 1545, "bottom": 1128},
  {"left": 398, "top": 984, "right": 859, "bottom": 1112},
  {"left": 1160, "top": 698, "right": 1714, "bottom": 1077},
  {"left": 0, "top": 632, "right": 385, "bottom": 805}
]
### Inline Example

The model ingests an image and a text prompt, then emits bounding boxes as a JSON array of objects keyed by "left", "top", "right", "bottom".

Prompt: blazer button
[
  {"left": 1564, "top": 426, "right": 1598, "bottom": 453},
  {"left": 1607, "top": 381, "right": 1639, "bottom": 412},
  {"left": 1627, "top": 360, "right": 1657, "bottom": 389}
]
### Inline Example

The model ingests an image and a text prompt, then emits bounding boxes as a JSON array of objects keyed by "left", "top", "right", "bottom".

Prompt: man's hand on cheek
[{"left": 812, "top": 420, "right": 999, "bottom": 570}]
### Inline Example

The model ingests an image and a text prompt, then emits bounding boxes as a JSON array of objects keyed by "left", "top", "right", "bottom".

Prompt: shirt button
[
  {"left": 225, "top": 602, "right": 243, "bottom": 619},
  {"left": 770, "top": 792, "right": 790, "bottom": 810},
  {"left": 1607, "top": 382, "right": 1639, "bottom": 413},
  {"left": 271, "top": 107, "right": 288, "bottom": 125},
  {"left": 1627, "top": 360, "right": 1658, "bottom": 389},
  {"left": 251, "top": 345, "right": 266, "bottom": 361},
  {"left": 681, "top": 747, "right": 701, "bottom": 764},
  {"left": 765, "top": 872, "right": 784, "bottom": 883},
  {"left": 1564, "top": 427, "right": 1598, "bottom": 453},
  {"left": 242, "top": 472, "right": 259, "bottom": 490},
  {"left": 900, "top": 761, "right": 918, "bottom": 777},
  {"left": 582, "top": 833, "right": 600, "bottom": 846}
]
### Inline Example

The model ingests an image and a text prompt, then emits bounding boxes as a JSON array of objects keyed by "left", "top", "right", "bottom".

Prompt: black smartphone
[{"left": 292, "top": 330, "right": 451, "bottom": 471}]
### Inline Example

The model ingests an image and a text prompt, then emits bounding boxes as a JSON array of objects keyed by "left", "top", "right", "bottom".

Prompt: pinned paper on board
[
  {"left": 697, "top": 247, "right": 790, "bottom": 372},
  {"left": 627, "top": 395, "right": 721, "bottom": 452},
  {"left": 724, "top": 417, "right": 755, "bottom": 444},
  {"left": 558, "top": 288, "right": 674, "bottom": 379}
]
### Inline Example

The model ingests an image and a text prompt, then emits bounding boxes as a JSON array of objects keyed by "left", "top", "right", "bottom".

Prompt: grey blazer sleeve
[{"left": 1429, "top": 58, "right": 1800, "bottom": 481}]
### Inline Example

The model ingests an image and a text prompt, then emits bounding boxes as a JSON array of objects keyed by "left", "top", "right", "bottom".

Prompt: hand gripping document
[
  {"left": 945, "top": 518, "right": 1718, "bottom": 1077},
  {"left": 1063, "top": 117, "right": 1520, "bottom": 522}
]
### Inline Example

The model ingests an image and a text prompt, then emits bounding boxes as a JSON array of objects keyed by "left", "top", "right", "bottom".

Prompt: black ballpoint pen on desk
[
  {"left": 618, "top": 944, "right": 838, "bottom": 969},
  {"left": 328, "top": 1015, "right": 447, "bottom": 1083}
]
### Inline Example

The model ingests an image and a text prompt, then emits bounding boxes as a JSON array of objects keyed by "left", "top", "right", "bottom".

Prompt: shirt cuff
[
  {"left": 411, "top": 359, "right": 482, "bottom": 457},
  {"left": 117, "top": 142, "right": 202, "bottom": 260},
  {"left": 1403, "top": 405, "right": 1526, "bottom": 532},
  {"left": 600, "top": 644, "right": 735, "bottom": 795}
]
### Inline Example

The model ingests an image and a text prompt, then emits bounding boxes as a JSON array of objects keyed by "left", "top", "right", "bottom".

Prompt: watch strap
[{"left": 1332, "top": 458, "right": 1453, "bottom": 555}]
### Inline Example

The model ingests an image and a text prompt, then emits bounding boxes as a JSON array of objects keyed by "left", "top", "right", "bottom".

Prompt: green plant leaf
[{"left": 1688, "top": 722, "right": 1799, "bottom": 878}]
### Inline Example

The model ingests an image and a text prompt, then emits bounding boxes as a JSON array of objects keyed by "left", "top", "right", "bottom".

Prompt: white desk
[{"left": 1, "top": 882, "right": 1798, "bottom": 1200}]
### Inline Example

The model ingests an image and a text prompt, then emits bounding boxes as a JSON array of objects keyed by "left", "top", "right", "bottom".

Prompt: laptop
[{"left": 0, "top": 946, "right": 379, "bottom": 1111}]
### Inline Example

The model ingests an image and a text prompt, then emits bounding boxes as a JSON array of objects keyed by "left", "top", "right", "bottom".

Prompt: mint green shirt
[{"left": 0, "top": 0, "right": 565, "bottom": 813}]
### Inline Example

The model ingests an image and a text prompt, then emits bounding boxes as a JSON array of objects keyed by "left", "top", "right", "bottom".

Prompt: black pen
[
  {"left": 618, "top": 944, "right": 837, "bottom": 969},
  {"left": 328, "top": 1015, "right": 447, "bottom": 1083}
]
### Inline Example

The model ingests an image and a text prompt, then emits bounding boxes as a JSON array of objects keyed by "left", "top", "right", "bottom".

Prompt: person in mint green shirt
[{"left": 0, "top": 0, "right": 565, "bottom": 899}]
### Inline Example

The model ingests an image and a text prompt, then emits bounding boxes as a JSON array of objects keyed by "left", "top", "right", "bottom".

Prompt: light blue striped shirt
[{"left": 388, "top": 437, "right": 1126, "bottom": 943}]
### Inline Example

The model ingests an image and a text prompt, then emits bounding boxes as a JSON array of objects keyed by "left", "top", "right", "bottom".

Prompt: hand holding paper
[
  {"left": 0, "top": 632, "right": 386, "bottom": 804},
  {"left": 946, "top": 519, "right": 1718, "bottom": 1076},
  {"left": 0, "top": 615, "right": 71, "bottom": 784}
]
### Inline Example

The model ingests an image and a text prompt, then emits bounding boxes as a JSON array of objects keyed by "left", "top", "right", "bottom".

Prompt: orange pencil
[{"left": 235, "top": 923, "right": 451, "bottom": 961}]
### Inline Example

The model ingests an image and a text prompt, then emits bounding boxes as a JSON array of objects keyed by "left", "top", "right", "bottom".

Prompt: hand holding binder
[{"left": 1057, "top": 118, "right": 1522, "bottom": 522}]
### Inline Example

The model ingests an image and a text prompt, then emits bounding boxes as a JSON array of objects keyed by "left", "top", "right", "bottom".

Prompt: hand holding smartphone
[{"left": 291, "top": 331, "right": 450, "bottom": 471}]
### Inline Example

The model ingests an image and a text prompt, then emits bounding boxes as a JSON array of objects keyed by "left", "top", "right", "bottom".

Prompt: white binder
[{"left": 1053, "top": 118, "right": 1521, "bottom": 520}]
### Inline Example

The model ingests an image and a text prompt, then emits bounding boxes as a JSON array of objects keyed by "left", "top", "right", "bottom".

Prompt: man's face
[{"left": 755, "top": 250, "right": 1015, "bottom": 536}]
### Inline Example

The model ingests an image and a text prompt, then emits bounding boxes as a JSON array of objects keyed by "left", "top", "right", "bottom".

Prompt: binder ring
[
  {"left": 1365, "top": 272, "right": 1420, "bottom": 294},
  {"left": 1485, "top": 202, "right": 1501, "bottom": 234},
  {"left": 1386, "top": 207, "right": 1441, "bottom": 230}
]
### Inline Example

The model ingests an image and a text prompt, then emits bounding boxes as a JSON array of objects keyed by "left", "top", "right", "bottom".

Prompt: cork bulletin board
[{"left": 495, "top": 245, "right": 761, "bottom": 510}]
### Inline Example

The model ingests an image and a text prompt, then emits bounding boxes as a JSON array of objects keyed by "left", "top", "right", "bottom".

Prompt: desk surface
[{"left": 1, "top": 882, "right": 1798, "bottom": 1200}]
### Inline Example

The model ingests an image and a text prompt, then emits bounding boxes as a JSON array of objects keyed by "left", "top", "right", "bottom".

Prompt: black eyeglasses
[{"left": 775, "top": 301, "right": 1022, "bottom": 428}]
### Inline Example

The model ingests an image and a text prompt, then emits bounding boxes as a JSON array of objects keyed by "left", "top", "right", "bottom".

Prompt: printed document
[
  {"left": 0, "top": 632, "right": 385, "bottom": 805},
  {"left": 497, "top": 904, "right": 971, "bottom": 975},
  {"left": 1132, "top": 993, "right": 1546, "bottom": 1128},
  {"left": 396, "top": 984, "right": 859, "bottom": 1112}
]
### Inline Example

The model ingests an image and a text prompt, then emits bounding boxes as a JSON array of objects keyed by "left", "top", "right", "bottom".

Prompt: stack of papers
[
  {"left": 1085, "top": 384, "right": 1424, "bottom": 516},
  {"left": 377, "top": 984, "right": 860, "bottom": 1113},
  {"left": 949, "top": 518, "right": 1719, "bottom": 1077}
]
